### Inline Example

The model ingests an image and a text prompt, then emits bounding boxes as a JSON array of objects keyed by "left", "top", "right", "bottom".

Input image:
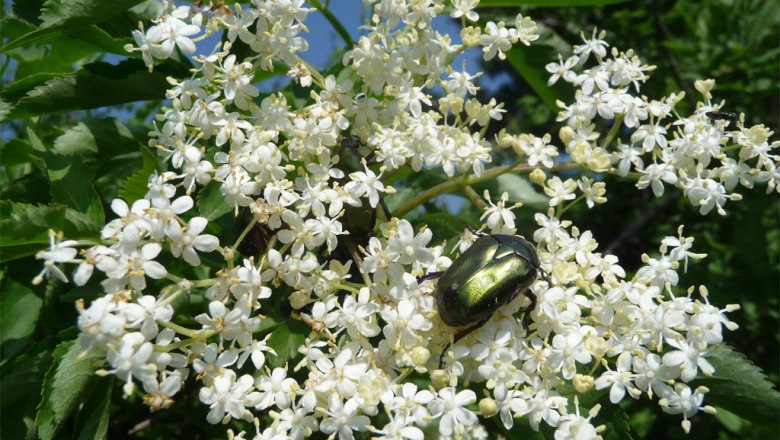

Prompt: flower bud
[
  {"left": 559, "top": 126, "right": 574, "bottom": 146},
  {"left": 573, "top": 374, "right": 595, "bottom": 393},
  {"left": 530, "top": 168, "right": 547, "bottom": 185},
  {"left": 411, "top": 347, "right": 431, "bottom": 366},
  {"left": 430, "top": 369, "right": 450, "bottom": 391},
  {"left": 479, "top": 397, "right": 498, "bottom": 417}
]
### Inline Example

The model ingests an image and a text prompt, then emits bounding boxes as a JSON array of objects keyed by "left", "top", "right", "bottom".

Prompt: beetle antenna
[{"left": 438, "top": 342, "right": 451, "bottom": 369}]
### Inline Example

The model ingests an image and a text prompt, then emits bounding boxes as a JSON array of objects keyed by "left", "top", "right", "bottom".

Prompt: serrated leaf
[
  {"left": 54, "top": 122, "right": 99, "bottom": 156},
  {"left": 598, "top": 402, "right": 633, "bottom": 440},
  {"left": 266, "top": 319, "right": 308, "bottom": 368},
  {"left": 118, "top": 145, "right": 159, "bottom": 203},
  {"left": 40, "top": 0, "right": 146, "bottom": 27},
  {"left": 1, "top": 0, "right": 145, "bottom": 52},
  {"left": 574, "top": 389, "right": 634, "bottom": 440},
  {"left": 0, "top": 275, "right": 43, "bottom": 358},
  {"left": 0, "top": 348, "right": 53, "bottom": 438},
  {"left": 4, "top": 59, "right": 184, "bottom": 120},
  {"left": 40, "top": 151, "right": 104, "bottom": 224},
  {"left": 0, "top": 137, "right": 35, "bottom": 168},
  {"left": 35, "top": 339, "right": 100, "bottom": 440},
  {"left": 691, "top": 344, "right": 780, "bottom": 427},
  {"left": 73, "top": 376, "right": 113, "bottom": 440},
  {"left": 0, "top": 201, "right": 100, "bottom": 262}
]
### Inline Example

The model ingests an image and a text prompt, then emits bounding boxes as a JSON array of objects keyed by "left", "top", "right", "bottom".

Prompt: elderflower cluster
[
  {"left": 546, "top": 29, "right": 780, "bottom": 215},
  {"left": 32, "top": 1, "right": 776, "bottom": 439}
]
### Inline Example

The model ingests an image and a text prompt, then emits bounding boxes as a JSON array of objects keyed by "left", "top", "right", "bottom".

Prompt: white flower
[
  {"left": 276, "top": 404, "right": 318, "bottom": 440},
  {"left": 105, "top": 332, "right": 156, "bottom": 386},
  {"left": 521, "top": 134, "right": 558, "bottom": 168},
  {"left": 340, "top": 289, "right": 381, "bottom": 339},
  {"left": 658, "top": 384, "right": 709, "bottom": 433},
  {"left": 545, "top": 177, "right": 578, "bottom": 207},
  {"left": 371, "top": 415, "right": 425, "bottom": 440},
  {"left": 254, "top": 367, "right": 297, "bottom": 410},
  {"left": 546, "top": 55, "right": 579, "bottom": 86},
  {"left": 635, "top": 254, "right": 678, "bottom": 287},
  {"left": 385, "top": 382, "right": 435, "bottom": 427},
  {"left": 662, "top": 338, "right": 714, "bottom": 382},
  {"left": 33, "top": 230, "right": 79, "bottom": 284},
  {"left": 573, "top": 28, "right": 609, "bottom": 63},
  {"left": 344, "top": 163, "right": 389, "bottom": 208},
  {"left": 450, "top": 0, "right": 479, "bottom": 22},
  {"left": 594, "top": 352, "right": 639, "bottom": 403},
  {"left": 480, "top": 21, "right": 514, "bottom": 61},
  {"left": 167, "top": 217, "right": 219, "bottom": 265},
  {"left": 481, "top": 190, "right": 521, "bottom": 234},
  {"left": 199, "top": 371, "right": 260, "bottom": 424},
  {"left": 314, "top": 346, "right": 368, "bottom": 398},
  {"left": 554, "top": 398, "right": 601, "bottom": 440},
  {"left": 319, "top": 395, "right": 369, "bottom": 440},
  {"left": 381, "top": 299, "right": 430, "bottom": 347},
  {"left": 386, "top": 220, "right": 434, "bottom": 265},
  {"left": 428, "top": 387, "right": 478, "bottom": 436}
]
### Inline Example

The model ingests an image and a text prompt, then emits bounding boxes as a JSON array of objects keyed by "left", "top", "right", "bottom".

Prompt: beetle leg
[
  {"left": 521, "top": 288, "right": 537, "bottom": 329},
  {"left": 378, "top": 198, "right": 393, "bottom": 221},
  {"left": 417, "top": 271, "right": 443, "bottom": 282},
  {"left": 439, "top": 317, "right": 490, "bottom": 368}
]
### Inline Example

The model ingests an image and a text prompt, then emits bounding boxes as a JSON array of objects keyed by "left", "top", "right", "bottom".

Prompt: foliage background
[{"left": 1, "top": 0, "right": 777, "bottom": 439}]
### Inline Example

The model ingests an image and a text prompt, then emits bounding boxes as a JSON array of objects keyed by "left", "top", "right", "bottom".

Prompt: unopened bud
[
  {"left": 573, "top": 374, "right": 595, "bottom": 393},
  {"left": 530, "top": 168, "right": 547, "bottom": 185},
  {"left": 479, "top": 397, "right": 498, "bottom": 417},
  {"left": 430, "top": 370, "right": 450, "bottom": 391}
]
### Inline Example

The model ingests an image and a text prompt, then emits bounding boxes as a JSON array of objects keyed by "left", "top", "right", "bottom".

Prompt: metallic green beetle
[{"left": 426, "top": 233, "right": 541, "bottom": 366}]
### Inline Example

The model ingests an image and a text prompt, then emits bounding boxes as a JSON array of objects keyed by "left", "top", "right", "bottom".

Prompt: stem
[
  {"left": 308, "top": 0, "right": 354, "bottom": 48},
  {"left": 159, "top": 320, "right": 200, "bottom": 339},
  {"left": 293, "top": 54, "right": 326, "bottom": 88},
  {"left": 460, "top": 183, "right": 487, "bottom": 211},
  {"left": 599, "top": 114, "right": 625, "bottom": 150},
  {"left": 157, "top": 330, "right": 217, "bottom": 353},
  {"left": 558, "top": 193, "right": 587, "bottom": 217},
  {"left": 392, "top": 161, "right": 580, "bottom": 217},
  {"left": 232, "top": 215, "right": 258, "bottom": 256}
]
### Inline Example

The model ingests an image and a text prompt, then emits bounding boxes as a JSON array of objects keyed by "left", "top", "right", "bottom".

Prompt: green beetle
[{"left": 426, "top": 233, "right": 541, "bottom": 367}]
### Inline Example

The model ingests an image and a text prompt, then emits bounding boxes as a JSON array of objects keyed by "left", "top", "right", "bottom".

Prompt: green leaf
[
  {"left": 0, "top": 137, "right": 35, "bottom": 168},
  {"left": 266, "top": 319, "right": 308, "bottom": 368},
  {"left": 1, "top": 0, "right": 146, "bottom": 52},
  {"left": 0, "top": 274, "right": 43, "bottom": 358},
  {"left": 53, "top": 122, "right": 99, "bottom": 156},
  {"left": 118, "top": 145, "right": 160, "bottom": 203},
  {"left": 691, "top": 344, "right": 780, "bottom": 428},
  {"left": 411, "top": 213, "right": 473, "bottom": 248},
  {"left": 384, "top": 187, "right": 419, "bottom": 215},
  {"left": 197, "top": 180, "right": 234, "bottom": 221},
  {"left": 35, "top": 339, "right": 100, "bottom": 440},
  {"left": 598, "top": 402, "right": 633, "bottom": 440},
  {"left": 0, "top": 348, "right": 54, "bottom": 439},
  {"left": 4, "top": 59, "right": 184, "bottom": 120},
  {"left": 39, "top": 150, "right": 104, "bottom": 224},
  {"left": 505, "top": 44, "right": 572, "bottom": 112},
  {"left": 0, "top": 201, "right": 100, "bottom": 262},
  {"left": 574, "top": 389, "right": 634, "bottom": 440},
  {"left": 476, "top": 0, "right": 633, "bottom": 6},
  {"left": 473, "top": 173, "right": 549, "bottom": 208},
  {"left": 73, "top": 377, "right": 113, "bottom": 440}
]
